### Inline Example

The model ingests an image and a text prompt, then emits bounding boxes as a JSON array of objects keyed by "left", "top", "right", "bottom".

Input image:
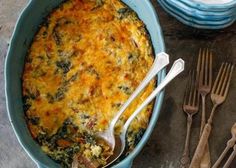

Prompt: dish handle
[
  {"left": 36, "top": 163, "right": 47, "bottom": 168},
  {"left": 123, "top": 161, "right": 133, "bottom": 168},
  {"left": 114, "top": 160, "right": 133, "bottom": 168},
  {"left": 36, "top": 161, "right": 133, "bottom": 168}
]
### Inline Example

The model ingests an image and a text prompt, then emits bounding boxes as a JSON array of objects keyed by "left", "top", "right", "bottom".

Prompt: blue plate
[
  {"left": 168, "top": 0, "right": 235, "bottom": 20},
  {"left": 158, "top": 0, "right": 235, "bottom": 29},
  {"left": 159, "top": 0, "right": 235, "bottom": 24},
  {"left": 5, "top": 0, "right": 166, "bottom": 168},
  {"left": 179, "top": 0, "right": 236, "bottom": 12}
]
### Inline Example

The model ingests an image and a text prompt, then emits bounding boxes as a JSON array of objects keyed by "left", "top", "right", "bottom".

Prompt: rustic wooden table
[{"left": 0, "top": 0, "right": 236, "bottom": 168}]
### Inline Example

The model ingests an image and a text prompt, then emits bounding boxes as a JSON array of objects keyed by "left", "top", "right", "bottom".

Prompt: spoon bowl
[
  {"left": 102, "top": 136, "right": 124, "bottom": 168},
  {"left": 97, "top": 128, "right": 116, "bottom": 151}
]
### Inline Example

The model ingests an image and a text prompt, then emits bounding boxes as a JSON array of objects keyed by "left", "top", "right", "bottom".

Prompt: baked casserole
[{"left": 22, "top": 0, "right": 155, "bottom": 167}]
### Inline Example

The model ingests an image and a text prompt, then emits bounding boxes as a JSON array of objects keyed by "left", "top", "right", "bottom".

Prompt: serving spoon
[
  {"left": 103, "top": 58, "right": 185, "bottom": 167},
  {"left": 97, "top": 52, "right": 169, "bottom": 155}
]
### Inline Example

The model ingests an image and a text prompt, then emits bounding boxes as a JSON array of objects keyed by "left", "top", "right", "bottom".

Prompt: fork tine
[
  {"left": 209, "top": 51, "right": 213, "bottom": 87},
  {"left": 196, "top": 88, "right": 200, "bottom": 107},
  {"left": 198, "top": 49, "right": 204, "bottom": 87},
  {"left": 220, "top": 64, "right": 231, "bottom": 96},
  {"left": 222, "top": 64, "right": 234, "bottom": 97},
  {"left": 188, "top": 71, "right": 194, "bottom": 105},
  {"left": 197, "top": 49, "right": 202, "bottom": 86},
  {"left": 184, "top": 71, "right": 191, "bottom": 106},
  {"left": 197, "top": 48, "right": 202, "bottom": 75},
  {"left": 201, "top": 49, "right": 205, "bottom": 85},
  {"left": 216, "top": 63, "right": 228, "bottom": 94},
  {"left": 184, "top": 70, "right": 198, "bottom": 106},
  {"left": 192, "top": 71, "right": 196, "bottom": 106},
  {"left": 192, "top": 71, "right": 198, "bottom": 106},
  {"left": 212, "top": 63, "right": 224, "bottom": 94},
  {"left": 205, "top": 49, "right": 209, "bottom": 85}
]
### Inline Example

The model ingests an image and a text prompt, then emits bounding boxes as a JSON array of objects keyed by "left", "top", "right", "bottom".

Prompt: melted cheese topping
[{"left": 23, "top": 0, "right": 155, "bottom": 167}]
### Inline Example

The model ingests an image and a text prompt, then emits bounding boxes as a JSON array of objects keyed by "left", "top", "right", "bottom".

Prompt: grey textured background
[{"left": 0, "top": 0, "right": 236, "bottom": 168}]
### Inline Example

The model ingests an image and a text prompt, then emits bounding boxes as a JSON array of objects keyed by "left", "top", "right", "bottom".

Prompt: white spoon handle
[
  {"left": 123, "top": 58, "right": 185, "bottom": 132},
  {"left": 110, "top": 52, "right": 169, "bottom": 128}
]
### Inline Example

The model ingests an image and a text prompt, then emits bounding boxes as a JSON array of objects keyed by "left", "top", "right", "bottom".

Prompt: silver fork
[
  {"left": 213, "top": 123, "right": 236, "bottom": 168},
  {"left": 190, "top": 62, "right": 234, "bottom": 168},
  {"left": 223, "top": 144, "right": 236, "bottom": 168},
  {"left": 180, "top": 71, "right": 199, "bottom": 168},
  {"left": 197, "top": 48, "right": 212, "bottom": 168}
]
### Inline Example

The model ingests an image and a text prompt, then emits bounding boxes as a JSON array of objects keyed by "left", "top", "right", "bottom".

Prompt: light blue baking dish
[{"left": 5, "top": 0, "right": 166, "bottom": 167}]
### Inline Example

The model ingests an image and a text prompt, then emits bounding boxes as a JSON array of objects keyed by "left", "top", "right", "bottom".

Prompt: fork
[
  {"left": 180, "top": 71, "right": 199, "bottom": 168},
  {"left": 197, "top": 48, "right": 212, "bottom": 168},
  {"left": 190, "top": 63, "right": 234, "bottom": 168},
  {"left": 212, "top": 123, "right": 236, "bottom": 168},
  {"left": 223, "top": 144, "right": 236, "bottom": 168}
]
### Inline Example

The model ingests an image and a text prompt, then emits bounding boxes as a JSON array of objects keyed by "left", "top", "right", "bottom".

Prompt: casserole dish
[{"left": 5, "top": 0, "right": 165, "bottom": 167}]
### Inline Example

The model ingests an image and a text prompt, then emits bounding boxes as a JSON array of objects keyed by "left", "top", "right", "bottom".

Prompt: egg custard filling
[{"left": 22, "top": 0, "right": 156, "bottom": 167}]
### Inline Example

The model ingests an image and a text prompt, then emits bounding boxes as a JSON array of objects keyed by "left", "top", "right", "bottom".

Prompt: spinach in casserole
[{"left": 23, "top": 0, "right": 155, "bottom": 167}]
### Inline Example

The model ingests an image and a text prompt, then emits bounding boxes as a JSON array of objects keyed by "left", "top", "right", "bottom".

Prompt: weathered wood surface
[{"left": 0, "top": 0, "right": 235, "bottom": 168}]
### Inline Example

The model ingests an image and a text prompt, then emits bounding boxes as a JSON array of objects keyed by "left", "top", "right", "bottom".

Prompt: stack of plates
[{"left": 158, "top": 0, "right": 236, "bottom": 29}]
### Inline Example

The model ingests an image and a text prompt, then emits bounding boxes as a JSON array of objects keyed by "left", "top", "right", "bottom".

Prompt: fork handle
[
  {"left": 190, "top": 123, "right": 212, "bottom": 168},
  {"left": 180, "top": 114, "right": 192, "bottom": 168},
  {"left": 190, "top": 104, "right": 218, "bottom": 168},
  {"left": 200, "top": 95, "right": 211, "bottom": 168},
  {"left": 200, "top": 143, "right": 211, "bottom": 168},
  {"left": 212, "top": 138, "right": 236, "bottom": 168},
  {"left": 223, "top": 144, "right": 236, "bottom": 168},
  {"left": 200, "top": 95, "right": 206, "bottom": 135}
]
